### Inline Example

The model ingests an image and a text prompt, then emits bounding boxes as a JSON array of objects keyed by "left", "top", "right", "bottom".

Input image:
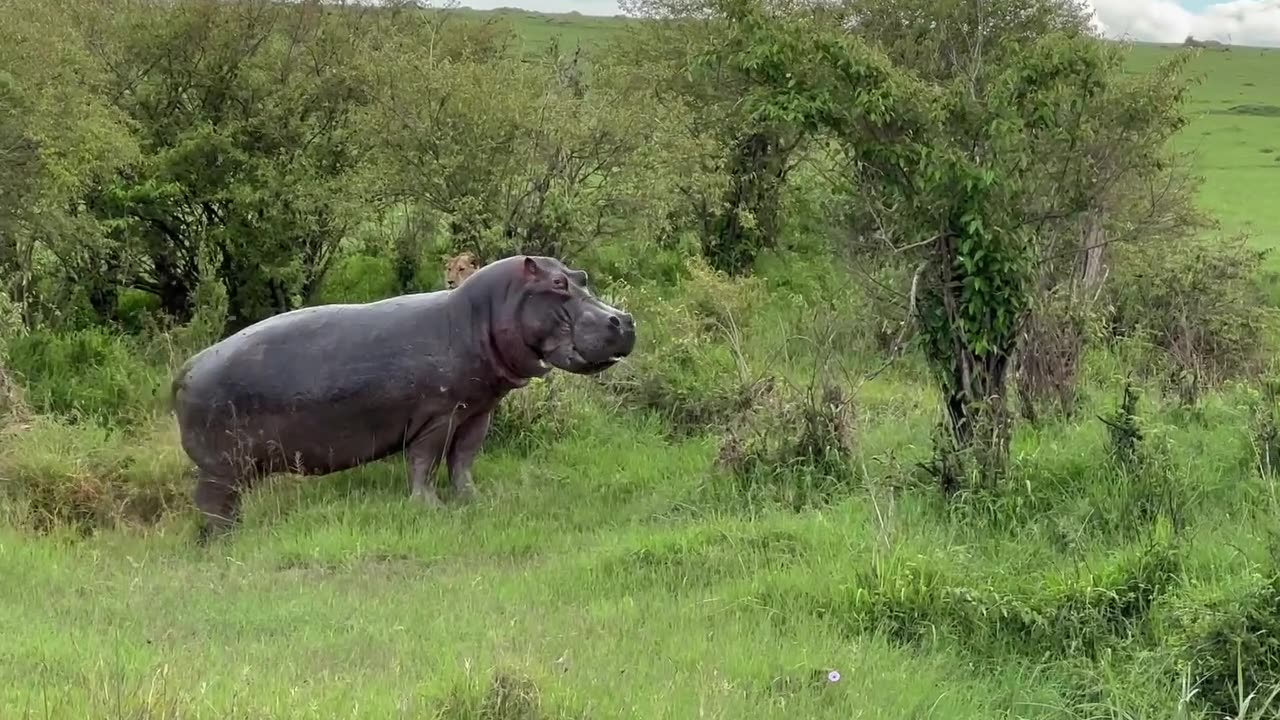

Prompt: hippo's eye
[{"left": 553, "top": 275, "right": 569, "bottom": 291}]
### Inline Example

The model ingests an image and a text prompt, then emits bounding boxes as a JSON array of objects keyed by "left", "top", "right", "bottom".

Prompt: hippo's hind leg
[
  {"left": 446, "top": 409, "right": 493, "bottom": 504},
  {"left": 407, "top": 430, "right": 448, "bottom": 509},
  {"left": 194, "top": 472, "right": 247, "bottom": 545}
]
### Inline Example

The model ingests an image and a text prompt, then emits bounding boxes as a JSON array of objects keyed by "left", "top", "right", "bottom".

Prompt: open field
[
  {"left": 1125, "top": 44, "right": 1280, "bottom": 265},
  {"left": 4, "top": 5, "right": 1280, "bottom": 720},
  {"left": 461, "top": 7, "right": 635, "bottom": 50}
]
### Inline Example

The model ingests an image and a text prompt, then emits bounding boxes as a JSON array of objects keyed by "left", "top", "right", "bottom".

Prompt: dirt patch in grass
[{"left": 1215, "top": 104, "right": 1280, "bottom": 118}]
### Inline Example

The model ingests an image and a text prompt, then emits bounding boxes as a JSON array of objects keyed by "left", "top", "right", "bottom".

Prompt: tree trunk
[
  {"left": 941, "top": 350, "right": 1014, "bottom": 492},
  {"left": 152, "top": 253, "right": 194, "bottom": 323},
  {"left": 927, "top": 230, "right": 1019, "bottom": 492},
  {"left": 704, "top": 130, "right": 789, "bottom": 275},
  {"left": 1076, "top": 208, "right": 1107, "bottom": 300}
]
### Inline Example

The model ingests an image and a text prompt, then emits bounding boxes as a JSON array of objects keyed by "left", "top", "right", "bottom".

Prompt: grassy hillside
[
  {"left": 1126, "top": 44, "right": 1280, "bottom": 263},
  {"left": 463, "top": 6, "right": 635, "bottom": 50},
  {"left": 4, "top": 9, "right": 1280, "bottom": 720}
]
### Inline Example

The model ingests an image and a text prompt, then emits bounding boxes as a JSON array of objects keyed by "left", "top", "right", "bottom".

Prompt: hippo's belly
[
  {"left": 173, "top": 295, "right": 484, "bottom": 476},
  {"left": 180, "top": 391, "right": 410, "bottom": 473},
  {"left": 249, "top": 411, "right": 411, "bottom": 475}
]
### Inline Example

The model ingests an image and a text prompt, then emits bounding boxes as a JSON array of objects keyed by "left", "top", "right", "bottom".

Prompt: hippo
[{"left": 170, "top": 255, "right": 636, "bottom": 542}]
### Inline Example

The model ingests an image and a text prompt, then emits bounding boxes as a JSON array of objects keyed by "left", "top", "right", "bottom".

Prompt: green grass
[
  {"left": 4, "top": 369, "right": 1280, "bottom": 718},
  {"left": 1125, "top": 44, "right": 1280, "bottom": 267},
  {"left": 6, "top": 14, "right": 1280, "bottom": 720},
  {"left": 450, "top": 6, "right": 634, "bottom": 54},
  {"left": 5, "top": 285, "right": 1280, "bottom": 718}
]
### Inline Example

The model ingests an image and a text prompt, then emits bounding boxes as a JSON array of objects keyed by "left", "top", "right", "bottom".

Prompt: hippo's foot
[
  {"left": 193, "top": 474, "right": 242, "bottom": 547},
  {"left": 452, "top": 483, "right": 481, "bottom": 505},
  {"left": 410, "top": 488, "right": 445, "bottom": 509},
  {"left": 195, "top": 516, "right": 234, "bottom": 547}
]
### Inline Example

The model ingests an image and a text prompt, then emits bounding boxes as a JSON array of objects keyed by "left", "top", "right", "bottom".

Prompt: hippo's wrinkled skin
[{"left": 171, "top": 255, "right": 636, "bottom": 543}]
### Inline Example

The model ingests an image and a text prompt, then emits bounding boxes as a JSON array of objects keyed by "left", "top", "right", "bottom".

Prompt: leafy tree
[
  {"left": 711, "top": 0, "right": 1198, "bottom": 486},
  {"left": 364, "top": 9, "right": 698, "bottom": 265},
  {"left": 837, "top": 0, "right": 1099, "bottom": 82},
  {"left": 79, "top": 0, "right": 383, "bottom": 333},
  {"left": 614, "top": 0, "right": 819, "bottom": 274},
  {"left": 0, "top": 0, "right": 136, "bottom": 328}
]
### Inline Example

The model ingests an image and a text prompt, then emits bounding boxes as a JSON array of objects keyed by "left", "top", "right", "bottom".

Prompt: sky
[
  {"left": 456, "top": 0, "right": 1280, "bottom": 47},
  {"left": 1087, "top": 0, "right": 1280, "bottom": 47}
]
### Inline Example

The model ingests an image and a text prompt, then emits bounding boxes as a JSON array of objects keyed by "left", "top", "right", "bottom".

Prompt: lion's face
[{"left": 444, "top": 252, "right": 480, "bottom": 289}]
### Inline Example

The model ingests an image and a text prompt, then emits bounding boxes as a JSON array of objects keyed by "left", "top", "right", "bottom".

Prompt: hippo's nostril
[{"left": 609, "top": 315, "right": 622, "bottom": 329}]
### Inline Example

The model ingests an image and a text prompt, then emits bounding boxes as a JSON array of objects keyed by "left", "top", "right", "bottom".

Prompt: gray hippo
[{"left": 170, "top": 255, "right": 636, "bottom": 542}]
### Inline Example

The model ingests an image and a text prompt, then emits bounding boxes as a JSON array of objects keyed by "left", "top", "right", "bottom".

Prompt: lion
[{"left": 444, "top": 252, "right": 480, "bottom": 289}]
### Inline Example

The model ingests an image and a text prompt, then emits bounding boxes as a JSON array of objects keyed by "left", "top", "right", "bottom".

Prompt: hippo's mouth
[
  {"left": 535, "top": 348, "right": 626, "bottom": 375},
  {"left": 577, "top": 356, "right": 624, "bottom": 374}
]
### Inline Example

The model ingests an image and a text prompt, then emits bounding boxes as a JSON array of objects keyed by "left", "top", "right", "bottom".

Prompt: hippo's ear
[{"left": 523, "top": 256, "right": 541, "bottom": 278}]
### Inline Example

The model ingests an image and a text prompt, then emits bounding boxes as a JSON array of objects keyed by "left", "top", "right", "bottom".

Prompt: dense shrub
[
  {"left": 1163, "top": 572, "right": 1280, "bottom": 716},
  {"left": 1103, "top": 234, "right": 1272, "bottom": 395},
  {"left": 431, "top": 670, "right": 573, "bottom": 720},
  {"left": 1015, "top": 288, "right": 1100, "bottom": 423},
  {"left": 3, "top": 328, "right": 165, "bottom": 426},
  {"left": 80, "top": 0, "right": 385, "bottom": 333},
  {"left": 488, "top": 375, "right": 589, "bottom": 455},
  {"left": 0, "top": 292, "right": 25, "bottom": 425},
  {"left": 770, "top": 531, "right": 1181, "bottom": 660},
  {"left": 595, "top": 259, "right": 766, "bottom": 436},
  {"left": 0, "top": 363, "right": 25, "bottom": 426},
  {"left": 1251, "top": 378, "right": 1280, "bottom": 480},
  {"left": 111, "top": 288, "right": 163, "bottom": 334},
  {"left": 0, "top": 419, "right": 191, "bottom": 534},
  {"left": 313, "top": 255, "right": 403, "bottom": 306},
  {"left": 716, "top": 378, "right": 858, "bottom": 508}
]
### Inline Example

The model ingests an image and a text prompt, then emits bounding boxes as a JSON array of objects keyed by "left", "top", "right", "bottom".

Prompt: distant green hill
[{"left": 452, "top": 6, "right": 634, "bottom": 51}]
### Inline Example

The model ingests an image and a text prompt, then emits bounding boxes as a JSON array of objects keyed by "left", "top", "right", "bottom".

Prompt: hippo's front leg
[{"left": 446, "top": 408, "right": 493, "bottom": 504}]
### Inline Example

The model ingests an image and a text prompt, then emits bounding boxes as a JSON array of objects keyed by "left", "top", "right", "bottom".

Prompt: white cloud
[{"left": 1087, "top": 0, "right": 1280, "bottom": 47}]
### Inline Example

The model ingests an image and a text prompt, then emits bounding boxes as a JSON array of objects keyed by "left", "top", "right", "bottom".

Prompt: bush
[
  {"left": 488, "top": 375, "right": 588, "bottom": 455},
  {"left": 0, "top": 361, "right": 26, "bottom": 427},
  {"left": 716, "top": 378, "right": 858, "bottom": 508},
  {"left": 1103, "top": 234, "right": 1273, "bottom": 397},
  {"left": 430, "top": 669, "right": 574, "bottom": 720},
  {"left": 112, "top": 288, "right": 162, "bottom": 334},
  {"left": 0, "top": 287, "right": 25, "bottom": 340},
  {"left": 3, "top": 328, "right": 166, "bottom": 426},
  {"left": 771, "top": 529, "right": 1181, "bottom": 661},
  {"left": 1252, "top": 378, "right": 1280, "bottom": 480},
  {"left": 595, "top": 258, "right": 766, "bottom": 436},
  {"left": 0, "top": 418, "right": 191, "bottom": 534},
  {"left": 1016, "top": 288, "right": 1099, "bottom": 423},
  {"left": 313, "top": 254, "right": 402, "bottom": 305},
  {"left": 1163, "top": 572, "right": 1280, "bottom": 716}
]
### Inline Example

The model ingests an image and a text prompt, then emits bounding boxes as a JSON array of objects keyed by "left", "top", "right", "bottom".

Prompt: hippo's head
[
  {"left": 515, "top": 256, "right": 636, "bottom": 375},
  {"left": 462, "top": 255, "right": 636, "bottom": 382}
]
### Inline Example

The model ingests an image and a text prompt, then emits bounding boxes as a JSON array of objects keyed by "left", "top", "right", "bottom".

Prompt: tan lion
[{"left": 444, "top": 252, "right": 480, "bottom": 289}]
